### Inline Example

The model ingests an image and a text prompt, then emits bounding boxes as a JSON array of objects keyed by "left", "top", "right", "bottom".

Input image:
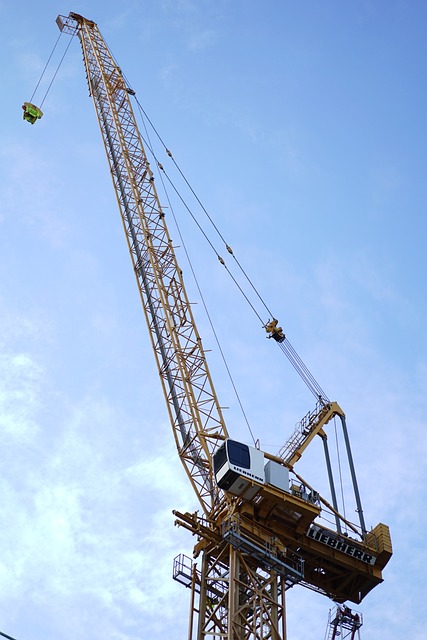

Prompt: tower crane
[{"left": 53, "top": 12, "right": 391, "bottom": 640}]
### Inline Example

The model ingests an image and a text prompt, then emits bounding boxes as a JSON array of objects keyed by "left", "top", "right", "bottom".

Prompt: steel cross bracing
[
  {"left": 56, "top": 14, "right": 301, "bottom": 638},
  {"left": 57, "top": 12, "right": 228, "bottom": 515},
  {"left": 173, "top": 538, "right": 293, "bottom": 639},
  {"left": 56, "top": 12, "right": 393, "bottom": 640},
  {"left": 195, "top": 547, "right": 287, "bottom": 640},
  {"left": 325, "top": 606, "right": 362, "bottom": 640}
]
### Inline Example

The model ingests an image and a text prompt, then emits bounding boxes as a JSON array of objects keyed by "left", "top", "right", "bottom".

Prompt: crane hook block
[
  {"left": 22, "top": 102, "right": 43, "bottom": 125},
  {"left": 265, "top": 318, "right": 285, "bottom": 342}
]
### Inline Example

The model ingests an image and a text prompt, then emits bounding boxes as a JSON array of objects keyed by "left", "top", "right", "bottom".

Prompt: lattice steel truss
[
  {"left": 195, "top": 546, "right": 287, "bottom": 640},
  {"left": 325, "top": 605, "right": 363, "bottom": 640},
  {"left": 57, "top": 13, "right": 295, "bottom": 637},
  {"left": 174, "top": 544, "right": 295, "bottom": 640},
  {"left": 56, "top": 13, "right": 392, "bottom": 639},
  {"left": 57, "top": 12, "right": 228, "bottom": 516}
]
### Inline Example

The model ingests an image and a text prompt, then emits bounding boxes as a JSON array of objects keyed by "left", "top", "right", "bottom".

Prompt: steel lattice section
[
  {"left": 190, "top": 545, "right": 286, "bottom": 640},
  {"left": 73, "top": 16, "right": 228, "bottom": 515}
]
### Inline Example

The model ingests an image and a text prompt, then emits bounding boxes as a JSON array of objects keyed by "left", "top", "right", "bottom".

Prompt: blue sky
[{"left": 0, "top": 1, "right": 426, "bottom": 639}]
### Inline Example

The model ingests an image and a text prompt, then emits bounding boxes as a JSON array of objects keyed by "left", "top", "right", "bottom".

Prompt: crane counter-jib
[{"left": 53, "top": 11, "right": 392, "bottom": 640}]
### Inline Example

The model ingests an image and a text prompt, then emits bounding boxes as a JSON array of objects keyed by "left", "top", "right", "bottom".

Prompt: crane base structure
[
  {"left": 54, "top": 12, "right": 392, "bottom": 640},
  {"left": 172, "top": 471, "right": 391, "bottom": 639},
  {"left": 172, "top": 508, "right": 390, "bottom": 638}
]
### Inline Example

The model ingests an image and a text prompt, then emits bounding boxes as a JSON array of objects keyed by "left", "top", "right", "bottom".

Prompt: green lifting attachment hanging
[{"left": 22, "top": 102, "right": 43, "bottom": 124}]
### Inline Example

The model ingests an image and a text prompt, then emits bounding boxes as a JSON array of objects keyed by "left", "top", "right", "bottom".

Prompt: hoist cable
[
  {"left": 136, "top": 129, "right": 221, "bottom": 260},
  {"left": 278, "top": 339, "right": 329, "bottom": 402},
  {"left": 278, "top": 339, "right": 321, "bottom": 400},
  {"left": 167, "top": 152, "right": 275, "bottom": 320},
  {"left": 96, "top": 38, "right": 331, "bottom": 407},
  {"left": 132, "top": 96, "right": 330, "bottom": 404},
  {"left": 39, "top": 34, "right": 74, "bottom": 109},
  {"left": 135, "top": 99, "right": 228, "bottom": 240},
  {"left": 222, "top": 265, "right": 265, "bottom": 325},
  {"left": 136, "top": 105, "right": 257, "bottom": 446},
  {"left": 230, "top": 252, "right": 275, "bottom": 319},
  {"left": 161, "top": 156, "right": 265, "bottom": 323},
  {"left": 134, "top": 104, "right": 266, "bottom": 328},
  {"left": 279, "top": 339, "right": 329, "bottom": 402},
  {"left": 134, "top": 98, "right": 275, "bottom": 319},
  {"left": 0, "top": 630, "right": 20, "bottom": 640},
  {"left": 30, "top": 31, "right": 63, "bottom": 103}
]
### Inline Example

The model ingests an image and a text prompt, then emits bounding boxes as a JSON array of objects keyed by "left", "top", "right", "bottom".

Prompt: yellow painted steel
[
  {"left": 56, "top": 12, "right": 392, "bottom": 639},
  {"left": 57, "top": 12, "right": 228, "bottom": 517},
  {"left": 279, "top": 401, "right": 345, "bottom": 467}
]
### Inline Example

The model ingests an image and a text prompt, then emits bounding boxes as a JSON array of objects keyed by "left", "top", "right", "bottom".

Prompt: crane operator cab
[
  {"left": 213, "top": 439, "right": 265, "bottom": 500},
  {"left": 22, "top": 102, "right": 43, "bottom": 124}
]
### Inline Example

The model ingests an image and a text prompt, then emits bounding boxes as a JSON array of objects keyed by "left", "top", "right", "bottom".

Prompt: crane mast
[{"left": 56, "top": 12, "right": 392, "bottom": 640}]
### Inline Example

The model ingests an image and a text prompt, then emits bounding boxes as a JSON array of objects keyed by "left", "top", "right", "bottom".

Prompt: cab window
[
  {"left": 213, "top": 444, "right": 227, "bottom": 474},
  {"left": 227, "top": 440, "right": 250, "bottom": 469}
]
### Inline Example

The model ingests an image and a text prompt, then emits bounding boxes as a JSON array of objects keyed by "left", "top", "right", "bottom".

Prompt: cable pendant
[
  {"left": 285, "top": 340, "right": 329, "bottom": 401},
  {"left": 29, "top": 31, "right": 63, "bottom": 103},
  {"left": 279, "top": 339, "right": 329, "bottom": 402},
  {"left": 133, "top": 93, "right": 332, "bottom": 406},
  {"left": 39, "top": 34, "right": 74, "bottom": 108}
]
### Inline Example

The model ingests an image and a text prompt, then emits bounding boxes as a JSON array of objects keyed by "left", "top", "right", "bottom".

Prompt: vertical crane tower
[{"left": 56, "top": 12, "right": 392, "bottom": 640}]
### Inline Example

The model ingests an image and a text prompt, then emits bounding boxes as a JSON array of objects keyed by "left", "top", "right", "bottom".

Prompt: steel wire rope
[
  {"left": 136, "top": 103, "right": 257, "bottom": 447},
  {"left": 133, "top": 99, "right": 332, "bottom": 403},
  {"left": 29, "top": 31, "right": 63, "bottom": 103},
  {"left": 133, "top": 104, "right": 266, "bottom": 326},
  {"left": 76, "top": 29, "right": 332, "bottom": 407},
  {"left": 96, "top": 38, "right": 261, "bottom": 443},
  {"left": 133, "top": 98, "right": 276, "bottom": 319},
  {"left": 124, "top": 84, "right": 330, "bottom": 406},
  {"left": 320, "top": 510, "right": 360, "bottom": 534},
  {"left": 278, "top": 340, "right": 323, "bottom": 400},
  {"left": 278, "top": 340, "right": 329, "bottom": 402},
  {"left": 0, "top": 631, "right": 20, "bottom": 640},
  {"left": 38, "top": 34, "right": 74, "bottom": 109},
  {"left": 109, "top": 45, "right": 331, "bottom": 406}
]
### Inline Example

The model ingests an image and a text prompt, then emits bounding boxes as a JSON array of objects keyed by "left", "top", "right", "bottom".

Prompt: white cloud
[
  {"left": 0, "top": 289, "right": 195, "bottom": 637},
  {"left": 0, "top": 351, "right": 43, "bottom": 442},
  {"left": 1, "top": 3, "right": 425, "bottom": 638}
]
